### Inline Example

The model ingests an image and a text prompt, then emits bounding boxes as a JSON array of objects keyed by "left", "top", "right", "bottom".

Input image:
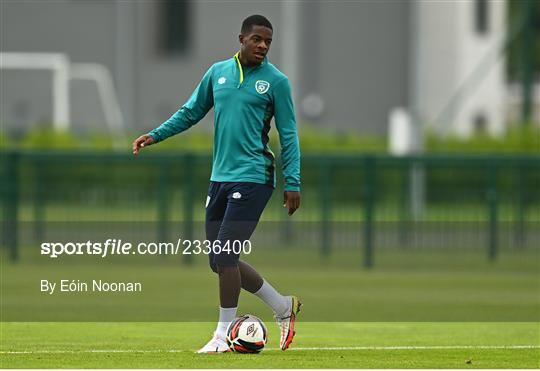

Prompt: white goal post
[
  {"left": 0, "top": 52, "right": 70, "bottom": 131},
  {"left": 0, "top": 52, "right": 126, "bottom": 149}
]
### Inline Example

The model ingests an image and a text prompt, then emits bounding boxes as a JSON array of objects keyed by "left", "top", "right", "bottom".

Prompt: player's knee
[{"left": 216, "top": 263, "right": 238, "bottom": 274}]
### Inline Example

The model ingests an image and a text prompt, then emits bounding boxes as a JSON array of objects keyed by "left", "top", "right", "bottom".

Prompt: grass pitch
[
  {"left": 2, "top": 247, "right": 538, "bottom": 368},
  {"left": 1, "top": 322, "right": 539, "bottom": 368}
]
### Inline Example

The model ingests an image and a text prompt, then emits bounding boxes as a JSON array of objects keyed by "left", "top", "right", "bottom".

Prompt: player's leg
[
  {"left": 199, "top": 182, "right": 300, "bottom": 352},
  {"left": 198, "top": 182, "right": 231, "bottom": 353},
  {"left": 238, "top": 260, "right": 287, "bottom": 314},
  {"left": 199, "top": 182, "right": 276, "bottom": 353},
  {"left": 205, "top": 182, "right": 226, "bottom": 274},
  {"left": 216, "top": 183, "right": 301, "bottom": 351},
  {"left": 238, "top": 259, "right": 301, "bottom": 351},
  {"left": 210, "top": 182, "right": 273, "bottom": 333},
  {"left": 237, "top": 260, "right": 263, "bottom": 292}
]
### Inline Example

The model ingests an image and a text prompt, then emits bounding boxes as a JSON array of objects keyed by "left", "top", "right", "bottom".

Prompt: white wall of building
[
  {"left": 413, "top": 0, "right": 507, "bottom": 137},
  {"left": 455, "top": 0, "right": 506, "bottom": 136}
]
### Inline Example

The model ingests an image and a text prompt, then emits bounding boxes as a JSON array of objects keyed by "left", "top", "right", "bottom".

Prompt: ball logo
[
  {"left": 232, "top": 192, "right": 242, "bottom": 199},
  {"left": 255, "top": 80, "right": 270, "bottom": 94},
  {"left": 246, "top": 323, "right": 255, "bottom": 336},
  {"left": 218, "top": 77, "right": 226, "bottom": 85}
]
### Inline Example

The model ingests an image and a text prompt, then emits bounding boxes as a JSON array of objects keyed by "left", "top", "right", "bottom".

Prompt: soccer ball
[{"left": 226, "top": 314, "right": 268, "bottom": 353}]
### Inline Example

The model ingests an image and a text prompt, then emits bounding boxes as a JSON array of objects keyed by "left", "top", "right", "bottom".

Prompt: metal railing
[{"left": 2, "top": 150, "right": 539, "bottom": 267}]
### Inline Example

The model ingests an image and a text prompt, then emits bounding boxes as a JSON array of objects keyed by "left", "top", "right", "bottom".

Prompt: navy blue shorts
[{"left": 205, "top": 181, "right": 273, "bottom": 271}]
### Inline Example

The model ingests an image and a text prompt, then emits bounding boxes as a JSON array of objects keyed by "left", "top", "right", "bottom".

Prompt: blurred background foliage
[{"left": 1, "top": 123, "right": 538, "bottom": 153}]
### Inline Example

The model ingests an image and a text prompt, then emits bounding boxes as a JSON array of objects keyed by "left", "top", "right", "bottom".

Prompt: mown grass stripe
[{"left": 2, "top": 345, "right": 539, "bottom": 354}]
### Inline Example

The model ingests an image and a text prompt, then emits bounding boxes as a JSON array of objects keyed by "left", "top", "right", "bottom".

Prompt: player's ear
[{"left": 238, "top": 34, "right": 244, "bottom": 44}]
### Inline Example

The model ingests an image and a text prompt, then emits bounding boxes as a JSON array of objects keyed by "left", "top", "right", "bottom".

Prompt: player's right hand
[{"left": 132, "top": 134, "right": 155, "bottom": 155}]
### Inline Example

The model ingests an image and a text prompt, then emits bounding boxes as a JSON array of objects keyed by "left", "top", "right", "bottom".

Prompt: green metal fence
[{"left": 1, "top": 150, "right": 539, "bottom": 267}]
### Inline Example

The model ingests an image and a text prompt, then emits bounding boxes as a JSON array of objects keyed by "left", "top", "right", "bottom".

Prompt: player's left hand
[{"left": 283, "top": 191, "right": 300, "bottom": 216}]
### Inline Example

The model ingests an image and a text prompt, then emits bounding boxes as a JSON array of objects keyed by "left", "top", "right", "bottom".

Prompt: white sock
[
  {"left": 215, "top": 306, "right": 237, "bottom": 340},
  {"left": 254, "top": 280, "right": 289, "bottom": 317}
]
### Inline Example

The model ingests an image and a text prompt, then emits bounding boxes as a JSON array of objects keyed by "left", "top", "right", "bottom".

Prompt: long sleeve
[
  {"left": 148, "top": 66, "right": 214, "bottom": 143},
  {"left": 273, "top": 78, "right": 301, "bottom": 191}
]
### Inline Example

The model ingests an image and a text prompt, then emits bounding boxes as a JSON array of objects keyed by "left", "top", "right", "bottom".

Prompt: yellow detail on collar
[{"left": 234, "top": 52, "right": 244, "bottom": 85}]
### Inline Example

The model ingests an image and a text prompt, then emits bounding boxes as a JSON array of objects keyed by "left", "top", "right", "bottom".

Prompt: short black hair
[{"left": 241, "top": 15, "right": 273, "bottom": 34}]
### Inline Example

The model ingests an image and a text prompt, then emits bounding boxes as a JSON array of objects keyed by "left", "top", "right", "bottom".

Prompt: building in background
[
  {"left": 1, "top": 0, "right": 532, "bottom": 138},
  {"left": 413, "top": 0, "right": 507, "bottom": 136}
]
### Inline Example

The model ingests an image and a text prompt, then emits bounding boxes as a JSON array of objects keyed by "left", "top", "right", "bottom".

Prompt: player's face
[{"left": 239, "top": 25, "right": 273, "bottom": 66}]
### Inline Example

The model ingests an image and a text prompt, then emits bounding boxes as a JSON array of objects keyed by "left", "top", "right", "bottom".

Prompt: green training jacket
[{"left": 148, "top": 53, "right": 300, "bottom": 191}]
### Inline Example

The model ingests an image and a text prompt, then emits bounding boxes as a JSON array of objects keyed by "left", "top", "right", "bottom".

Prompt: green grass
[
  {"left": 2, "top": 249, "right": 539, "bottom": 322},
  {"left": 13, "top": 201, "right": 540, "bottom": 222},
  {"left": 2, "top": 247, "right": 538, "bottom": 368},
  {"left": 1, "top": 322, "right": 539, "bottom": 368}
]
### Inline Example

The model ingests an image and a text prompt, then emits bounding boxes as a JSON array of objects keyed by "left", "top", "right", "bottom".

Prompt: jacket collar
[{"left": 233, "top": 51, "right": 267, "bottom": 85}]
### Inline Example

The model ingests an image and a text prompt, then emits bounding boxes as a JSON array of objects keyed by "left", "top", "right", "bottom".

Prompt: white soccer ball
[{"left": 226, "top": 314, "right": 268, "bottom": 353}]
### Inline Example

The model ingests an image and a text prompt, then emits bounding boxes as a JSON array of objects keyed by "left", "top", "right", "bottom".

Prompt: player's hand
[
  {"left": 132, "top": 134, "right": 155, "bottom": 155},
  {"left": 283, "top": 191, "right": 300, "bottom": 216}
]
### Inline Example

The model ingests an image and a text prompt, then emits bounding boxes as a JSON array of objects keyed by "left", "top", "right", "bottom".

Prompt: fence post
[
  {"left": 280, "top": 204, "right": 293, "bottom": 245},
  {"left": 487, "top": 165, "right": 498, "bottom": 261},
  {"left": 183, "top": 154, "right": 195, "bottom": 265},
  {"left": 33, "top": 159, "right": 45, "bottom": 242},
  {"left": 3, "top": 152, "right": 19, "bottom": 261},
  {"left": 157, "top": 161, "right": 170, "bottom": 244},
  {"left": 280, "top": 174, "right": 294, "bottom": 246},
  {"left": 514, "top": 166, "right": 526, "bottom": 248},
  {"left": 280, "top": 158, "right": 293, "bottom": 246},
  {"left": 399, "top": 162, "right": 411, "bottom": 247},
  {"left": 363, "top": 156, "right": 375, "bottom": 269},
  {"left": 320, "top": 159, "right": 331, "bottom": 256}
]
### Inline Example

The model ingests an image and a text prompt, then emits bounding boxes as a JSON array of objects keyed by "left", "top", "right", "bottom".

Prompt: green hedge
[{"left": 0, "top": 124, "right": 538, "bottom": 153}]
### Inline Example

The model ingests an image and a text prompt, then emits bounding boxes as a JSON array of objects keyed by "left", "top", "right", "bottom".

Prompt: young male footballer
[{"left": 132, "top": 15, "right": 301, "bottom": 353}]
